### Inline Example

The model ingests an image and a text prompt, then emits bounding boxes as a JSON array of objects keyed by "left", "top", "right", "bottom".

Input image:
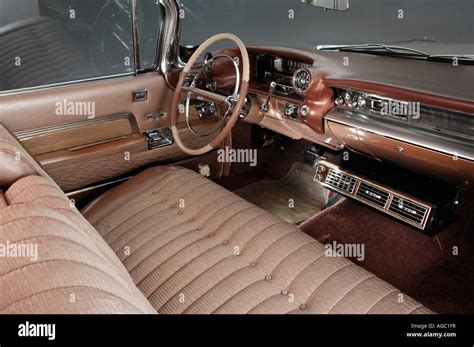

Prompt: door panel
[
  {"left": 0, "top": 73, "right": 226, "bottom": 192},
  {"left": 36, "top": 121, "right": 219, "bottom": 192},
  {"left": 0, "top": 73, "right": 172, "bottom": 133},
  {"left": 16, "top": 114, "right": 137, "bottom": 156}
]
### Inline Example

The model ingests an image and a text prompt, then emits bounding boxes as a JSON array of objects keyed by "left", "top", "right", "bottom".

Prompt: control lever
[{"left": 261, "top": 81, "right": 277, "bottom": 112}]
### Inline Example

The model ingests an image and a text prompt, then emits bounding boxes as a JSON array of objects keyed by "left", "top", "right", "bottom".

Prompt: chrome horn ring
[{"left": 184, "top": 54, "right": 240, "bottom": 137}]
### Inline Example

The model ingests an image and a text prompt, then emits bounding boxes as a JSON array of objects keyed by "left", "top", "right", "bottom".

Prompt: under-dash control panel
[{"left": 143, "top": 128, "right": 174, "bottom": 150}]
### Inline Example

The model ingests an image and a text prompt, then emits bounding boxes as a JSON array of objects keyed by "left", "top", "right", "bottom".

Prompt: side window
[
  {"left": 138, "top": 0, "right": 162, "bottom": 70},
  {"left": 0, "top": 0, "right": 161, "bottom": 93}
]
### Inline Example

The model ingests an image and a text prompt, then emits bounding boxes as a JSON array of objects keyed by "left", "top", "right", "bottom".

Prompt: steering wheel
[{"left": 170, "top": 33, "right": 250, "bottom": 156}]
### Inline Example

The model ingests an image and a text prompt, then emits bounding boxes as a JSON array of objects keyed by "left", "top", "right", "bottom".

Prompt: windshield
[{"left": 179, "top": 0, "right": 474, "bottom": 56}]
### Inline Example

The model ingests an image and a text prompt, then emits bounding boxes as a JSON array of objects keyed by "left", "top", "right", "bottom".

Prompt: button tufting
[
  {"left": 170, "top": 204, "right": 176, "bottom": 209},
  {"left": 299, "top": 304, "right": 307, "bottom": 310},
  {"left": 222, "top": 240, "right": 229, "bottom": 245},
  {"left": 197, "top": 226, "right": 203, "bottom": 231},
  {"left": 265, "top": 275, "right": 272, "bottom": 281},
  {"left": 249, "top": 262, "right": 257, "bottom": 267},
  {"left": 188, "top": 217, "right": 194, "bottom": 222},
  {"left": 178, "top": 210, "right": 183, "bottom": 215},
  {"left": 281, "top": 289, "right": 288, "bottom": 295}
]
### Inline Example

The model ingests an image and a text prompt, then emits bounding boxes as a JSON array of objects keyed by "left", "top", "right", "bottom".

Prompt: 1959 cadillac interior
[{"left": 0, "top": 0, "right": 473, "bottom": 319}]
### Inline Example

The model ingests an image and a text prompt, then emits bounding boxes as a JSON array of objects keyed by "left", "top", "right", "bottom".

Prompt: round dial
[{"left": 293, "top": 68, "right": 312, "bottom": 93}]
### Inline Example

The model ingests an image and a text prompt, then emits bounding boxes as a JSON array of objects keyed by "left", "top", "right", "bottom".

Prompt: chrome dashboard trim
[{"left": 325, "top": 108, "right": 474, "bottom": 161}]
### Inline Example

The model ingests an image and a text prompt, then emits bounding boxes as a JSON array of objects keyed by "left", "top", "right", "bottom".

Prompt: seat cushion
[
  {"left": 84, "top": 166, "right": 432, "bottom": 314},
  {"left": 0, "top": 175, "right": 156, "bottom": 314}
]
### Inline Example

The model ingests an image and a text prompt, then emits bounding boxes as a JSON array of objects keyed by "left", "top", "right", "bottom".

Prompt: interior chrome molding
[
  {"left": 326, "top": 108, "right": 474, "bottom": 161},
  {"left": 131, "top": 0, "right": 141, "bottom": 73},
  {"left": 66, "top": 176, "right": 132, "bottom": 196},
  {"left": 14, "top": 113, "right": 137, "bottom": 141},
  {"left": 0, "top": 72, "right": 135, "bottom": 96},
  {"left": 158, "top": 0, "right": 181, "bottom": 73},
  {"left": 332, "top": 87, "right": 474, "bottom": 137}
]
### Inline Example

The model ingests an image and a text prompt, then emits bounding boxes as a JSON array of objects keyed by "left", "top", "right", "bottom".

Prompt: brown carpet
[
  {"left": 299, "top": 197, "right": 474, "bottom": 314},
  {"left": 235, "top": 162, "right": 329, "bottom": 224}
]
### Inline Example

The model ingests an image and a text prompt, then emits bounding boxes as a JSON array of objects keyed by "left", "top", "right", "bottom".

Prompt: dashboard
[
  {"left": 165, "top": 45, "right": 474, "bottom": 233},
  {"left": 167, "top": 45, "right": 474, "bottom": 186},
  {"left": 231, "top": 47, "right": 474, "bottom": 185}
]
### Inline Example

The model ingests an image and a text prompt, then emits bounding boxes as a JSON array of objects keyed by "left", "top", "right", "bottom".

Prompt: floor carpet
[
  {"left": 234, "top": 162, "right": 329, "bottom": 224},
  {"left": 299, "top": 197, "right": 474, "bottom": 314}
]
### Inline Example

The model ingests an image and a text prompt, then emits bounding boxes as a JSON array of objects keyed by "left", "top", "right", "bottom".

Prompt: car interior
[{"left": 0, "top": 0, "right": 473, "bottom": 317}]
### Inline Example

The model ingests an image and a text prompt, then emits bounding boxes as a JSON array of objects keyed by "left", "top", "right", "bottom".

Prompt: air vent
[
  {"left": 356, "top": 182, "right": 389, "bottom": 208},
  {"left": 315, "top": 161, "right": 435, "bottom": 231},
  {"left": 389, "top": 195, "right": 429, "bottom": 228},
  {"left": 324, "top": 169, "right": 356, "bottom": 194}
]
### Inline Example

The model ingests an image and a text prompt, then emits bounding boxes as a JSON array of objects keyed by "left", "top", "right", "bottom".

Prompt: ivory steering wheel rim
[{"left": 170, "top": 33, "right": 250, "bottom": 156}]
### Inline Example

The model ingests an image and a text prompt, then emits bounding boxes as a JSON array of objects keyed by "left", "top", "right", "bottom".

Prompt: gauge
[{"left": 293, "top": 68, "right": 312, "bottom": 93}]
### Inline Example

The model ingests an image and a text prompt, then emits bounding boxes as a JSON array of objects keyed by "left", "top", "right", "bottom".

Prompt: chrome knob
[
  {"left": 299, "top": 104, "right": 309, "bottom": 118},
  {"left": 357, "top": 96, "right": 367, "bottom": 109},
  {"left": 335, "top": 97, "right": 344, "bottom": 106},
  {"left": 348, "top": 100, "right": 358, "bottom": 109}
]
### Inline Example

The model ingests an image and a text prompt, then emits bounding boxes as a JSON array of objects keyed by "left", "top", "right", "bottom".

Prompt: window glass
[
  {"left": 0, "top": 0, "right": 161, "bottom": 93},
  {"left": 179, "top": 0, "right": 474, "bottom": 56},
  {"left": 138, "top": 0, "right": 162, "bottom": 70}
]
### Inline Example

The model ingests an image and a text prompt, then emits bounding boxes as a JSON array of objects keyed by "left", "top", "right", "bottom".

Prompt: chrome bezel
[{"left": 292, "top": 68, "right": 312, "bottom": 93}]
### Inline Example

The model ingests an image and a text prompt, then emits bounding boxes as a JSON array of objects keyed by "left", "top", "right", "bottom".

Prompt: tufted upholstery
[
  {"left": 85, "top": 166, "right": 432, "bottom": 314},
  {"left": 0, "top": 175, "right": 155, "bottom": 314},
  {"left": 0, "top": 123, "right": 431, "bottom": 314}
]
